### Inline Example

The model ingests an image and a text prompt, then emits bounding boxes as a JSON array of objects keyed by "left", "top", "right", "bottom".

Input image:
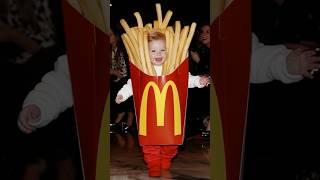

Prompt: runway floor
[{"left": 110, "top": 132, "right": 210, "bottom": 180}]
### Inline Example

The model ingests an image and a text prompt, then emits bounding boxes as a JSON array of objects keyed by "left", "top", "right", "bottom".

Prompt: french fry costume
[
  {"left": 120, "top": 3, "right": 196, "bottom": 146},
  {"left": 119, "top": 4, "right": 197, "bottom": 176}
]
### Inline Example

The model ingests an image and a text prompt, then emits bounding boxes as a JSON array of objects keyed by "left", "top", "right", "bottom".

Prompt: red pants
[{"left": 142, "top": 145, "right": 178, "bottom": 170}]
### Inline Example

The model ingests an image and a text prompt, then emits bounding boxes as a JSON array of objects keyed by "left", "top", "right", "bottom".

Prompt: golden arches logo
[{"left": 139, "top": 80, "right": 182, "bottom": 136}]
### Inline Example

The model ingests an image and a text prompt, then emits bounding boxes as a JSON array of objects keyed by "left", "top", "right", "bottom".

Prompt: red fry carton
[{"left": 130, "top": 59, "right": 189, "bottom": 145}]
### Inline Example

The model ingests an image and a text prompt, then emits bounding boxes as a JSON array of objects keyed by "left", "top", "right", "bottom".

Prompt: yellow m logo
[{"left": 139, "top": 80, "right": 182, "bottom": 136}]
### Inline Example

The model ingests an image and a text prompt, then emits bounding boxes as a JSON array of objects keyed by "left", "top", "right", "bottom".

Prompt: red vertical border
[
  {"left": 211, "top": 0, "right": 251, "bottom": 179},
  {"left": 62, "top": 1, "right": 110, "bottom": 179}
]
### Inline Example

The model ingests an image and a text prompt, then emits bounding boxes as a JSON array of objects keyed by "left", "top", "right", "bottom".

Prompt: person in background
[{"left": 188, "top": 23, "right": 211, "bottom": 135}]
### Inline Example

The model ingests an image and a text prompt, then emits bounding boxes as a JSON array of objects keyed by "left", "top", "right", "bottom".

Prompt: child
[
  {"left": 17, "top": 55, "right": 73, "bottom": 134},
  {"left": 115, "top": 31, "right": 210, "bottom": 177}
]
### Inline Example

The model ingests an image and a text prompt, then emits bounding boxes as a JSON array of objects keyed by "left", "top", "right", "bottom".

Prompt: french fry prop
[{"left": 120, "top": 3, "right": 196, "bottom": 145}]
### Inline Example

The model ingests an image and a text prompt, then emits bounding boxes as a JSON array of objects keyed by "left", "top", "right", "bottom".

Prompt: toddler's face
[{"left": 148, "top": 39, "right": 166, "bottom": 66}]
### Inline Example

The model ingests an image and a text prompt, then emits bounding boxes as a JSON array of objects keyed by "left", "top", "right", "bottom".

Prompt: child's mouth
[{"left": 155, "top": 58, "right": 162, "bottom": 62}]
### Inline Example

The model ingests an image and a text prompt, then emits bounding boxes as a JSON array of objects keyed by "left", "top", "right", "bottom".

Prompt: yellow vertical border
[
  {"left": 96, "top": 92, "right": 110, "bottom": 180},
  {"left": 64, "top": 0, "right": 110, "bottom": 179},
  {"left": 211, "top": 0, "right": 225, "bottom": 23},
  {"left": 210, "top": 84, "right": 227, "bottom": 180},
  {"left": 95, "top": 1, "right": 110, "bottom": 179},
  {"left": 210, "top": 0, "right": 227, "bottom": 179}
]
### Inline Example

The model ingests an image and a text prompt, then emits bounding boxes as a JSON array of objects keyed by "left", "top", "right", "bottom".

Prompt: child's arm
[
  {"left": 250, "top": 33, "right": 320, "bottom": 83},
  {"left": 251, "top": 33, "right": 301, "bottom": 83},
  {"left": 188, "top": 73, "right": 210, "bottom": 88},
  {"left": 18, "top": 55, "right": 73, "bottom": 133},
  {"left": 116, "top": 79, "right": 133, "bottom": 104}
]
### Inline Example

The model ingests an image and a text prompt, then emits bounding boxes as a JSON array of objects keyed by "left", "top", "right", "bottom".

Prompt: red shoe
[
  {"left": 161, "top": 159, "right": 172, "bottom": 170},
  {"left": 148, "top": 167, "right": 161, "bottom": 177},
  {"left": 148, "top": 160, "right": 161, "bottom": 177}
]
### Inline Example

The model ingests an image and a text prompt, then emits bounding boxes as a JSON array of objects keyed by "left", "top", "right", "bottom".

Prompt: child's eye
[
  {"left": 151, "top": 50, "right": 156, "bottom": 52},
  {"left": 161, "top": 49, "right": 165, "bottom": 52}
]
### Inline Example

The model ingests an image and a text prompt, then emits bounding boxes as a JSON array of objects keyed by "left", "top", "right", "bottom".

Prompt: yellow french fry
[
  {"left": 120, "top": 19, "right": 141, "bottom": 62},
  {"left": 163, "top": 29, "right": 174, "bottom": 75},
  {"left": 134, "top": 12, "right": 144, "bottom": 28},
  {"left": 120, "top": 19, "right": 138, "bottom": 42},
  {"left": 176, "top": 26, "right": 189, "bottom": 69},
  {"left": 156, "top": 3, "right": 163, "bottom": 27},
  {"left": 168, "top": 21, "right": 181, "bottom": 73},
  {"left": 130, "top": 27, "right": 138, "bottom": 42},
  {"left": 160, "top": 10, "right": 173, "bottom": 29},
  {"left": 145, "top": 23, "right": 152, "bottom": 29},
  {"left": 120, "top": 19, "right": 131, "bottom": 34},
  {"left": 165, "top": 30, "right": 170, "bottom": 61},
  {"left": 121, "top": 34, "right": 135, "bottom": 65},
  {"left": 168, "top": 29, "right": 174, "bottom": 64},
  {"left": 180, "top": 22, "right": 197, "bottom": 63},
  {"left": 138, "top": 30, "right": 149, "bottom": 74},
  {"left": 162, "top": 30, "right": 170, "bottom": 75},
  {"left": 121, "top": 33, "right": 141, "bottom": 68},
  {"left": 167, "top": 26, "right": 174, "bottom": 35},
  {"left": 153, "top": 20, "right": 159, "bottom": 29}
]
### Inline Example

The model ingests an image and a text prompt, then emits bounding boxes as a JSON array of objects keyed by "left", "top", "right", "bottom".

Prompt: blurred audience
[
  {"left": 109, "top": 26, "right": 135, "bottom": 131},
  {"left": 187, "top": 23, "right": 211, "bottom": 136},
  {"left": 0, "top": 0, "right": 61, "bottom": 64}
]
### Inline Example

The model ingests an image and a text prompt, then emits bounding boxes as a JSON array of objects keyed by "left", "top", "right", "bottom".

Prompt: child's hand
[
  {"left": 115, "top": 95, "right": 124, "bottom": 104},
  {"left": 286, "top": 48, "right": 320, "bottom": 78},
  {"left": 17, "top": 105, "right": 41, "bottom": 134},
  {"left": 199, "top": 76, "right": 210, "bottom": 87}
]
